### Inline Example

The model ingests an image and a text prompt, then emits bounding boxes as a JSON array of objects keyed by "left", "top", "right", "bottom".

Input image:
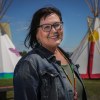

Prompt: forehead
[{"left": 40, "top": 13, "right": 60, "bottom": 24}]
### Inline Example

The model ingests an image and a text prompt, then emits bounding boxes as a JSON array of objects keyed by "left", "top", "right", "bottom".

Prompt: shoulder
[
  {"left": 58, "top": 47, "right": 80, "bottom": 70},
  {"left": 58, "top": 47, "right": 72, "bottom": 57},
  {"left": 17, "top": 49, "right": 42, "bottom": 65},
  {"left": 14, "top": 49, "right": 38, "bottom": 72},
  {"left": 14, "top": 49, "right": 40, "bottom": 79}
]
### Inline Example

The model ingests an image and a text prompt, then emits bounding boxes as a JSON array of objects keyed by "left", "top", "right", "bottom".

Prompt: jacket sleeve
[{"left": 13, "top": 60, "right": 39, "bottom": 100}]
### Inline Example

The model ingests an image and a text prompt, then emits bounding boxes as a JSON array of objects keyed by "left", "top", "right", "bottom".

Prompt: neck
[
  {"left": 48, "top": 47, "right": 58, "bottom": 53},
  {"left": 42, "top": 45, "right": 58, "bottom": 53}
]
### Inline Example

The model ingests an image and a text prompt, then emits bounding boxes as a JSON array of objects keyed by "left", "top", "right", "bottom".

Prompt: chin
[
  {"left": 52, "top": 41, "right": 61, "bottom": 47},
  {"left": 56, "top": 39, "right": 62, "bottom": 45},
  {"left": 47, "top": 39, "right": 62, "bottom": 47}
]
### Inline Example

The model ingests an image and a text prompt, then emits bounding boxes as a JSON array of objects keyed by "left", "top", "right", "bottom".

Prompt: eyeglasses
[{"left": 38, "top": 22, "right": 63, "bottom": 32}]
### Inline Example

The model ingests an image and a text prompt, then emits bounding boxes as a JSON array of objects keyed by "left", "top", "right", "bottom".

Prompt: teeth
[
  {"left": 51, "top": 35, "right": 58, "bottom": 38},
  {"left": 48, "top": 35, "right": 59, "bottom": 39}
]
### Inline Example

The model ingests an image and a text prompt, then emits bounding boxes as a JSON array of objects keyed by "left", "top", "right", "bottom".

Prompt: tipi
[
  {"left": 0, "top": 23, "right": 21, "bottom": 79},
  {"left": 71, "top": 0, "right": 100, "bottom": 79},
  {"left": 0, "top": 0, "right": 21, "bottom": 79}
]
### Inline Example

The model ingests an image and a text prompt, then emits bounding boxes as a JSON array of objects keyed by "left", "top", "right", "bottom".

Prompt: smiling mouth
[{"left": 48, "top": 35, "right": 59, "bottom": 39}]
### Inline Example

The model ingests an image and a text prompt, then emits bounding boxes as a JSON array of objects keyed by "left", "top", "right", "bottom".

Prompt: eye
[
  {"left": 43, "top": 25, "right": 51, "bottom": 31},
  {"left": 54, "top": 23, "right": 60, "bottom": 29}
]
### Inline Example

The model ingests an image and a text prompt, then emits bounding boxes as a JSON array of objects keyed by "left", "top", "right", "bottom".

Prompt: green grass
[
  {"left": 7, "top": 91, "right": 14, "bottom": 100},
  {"left": 0, "top": 79, "right": 13, "bottom": 86},
  {"left": 83, "top": 79, "right": 100, "bottom": 100},
  {"left": 0, "top": 79, "right": 14, "bottom": 100},
  {"left": 0, "top": 79, "right": 100, "bottom": 100}
]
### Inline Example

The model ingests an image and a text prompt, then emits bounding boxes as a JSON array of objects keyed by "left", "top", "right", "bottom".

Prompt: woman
[{"left": 13, "top": 6, "right": 87, "bottom": 100}]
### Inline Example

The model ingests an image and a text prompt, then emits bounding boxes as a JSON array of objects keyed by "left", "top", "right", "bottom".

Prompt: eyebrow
[{"left": 40, "top": 22, "right": 61, "bottom": 26}]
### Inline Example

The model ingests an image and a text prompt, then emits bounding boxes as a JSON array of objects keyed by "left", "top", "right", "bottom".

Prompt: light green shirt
[{"left": 61, "top": 64, "right": 83, "bottom": 100}]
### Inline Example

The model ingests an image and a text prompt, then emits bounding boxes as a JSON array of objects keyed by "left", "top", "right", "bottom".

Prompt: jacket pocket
[{"left": 40, "top": 70, "right": 59, "bottom": 100}]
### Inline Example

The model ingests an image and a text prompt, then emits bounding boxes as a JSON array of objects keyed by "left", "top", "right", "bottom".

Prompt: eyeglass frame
[{"left": 37, "top": 21, "right": 63, "bottom": 32}]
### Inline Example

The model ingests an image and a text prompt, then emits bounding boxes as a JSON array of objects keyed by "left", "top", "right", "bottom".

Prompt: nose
[{"left": 51, "top": 26, "right": 57, "bottom": 32}]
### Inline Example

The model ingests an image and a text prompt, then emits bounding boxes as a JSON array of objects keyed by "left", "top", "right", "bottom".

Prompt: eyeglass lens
[{"left": 42, "top": 22, "right": 63, "bottom": 32}]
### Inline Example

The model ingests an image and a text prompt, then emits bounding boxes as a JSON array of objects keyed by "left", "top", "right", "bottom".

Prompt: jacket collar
[
  {"left": 34, "top": 43, "right": 72, "bottom": 65},
  {"left": 34, "top": 44, "right": 56, "bottom": 62}
]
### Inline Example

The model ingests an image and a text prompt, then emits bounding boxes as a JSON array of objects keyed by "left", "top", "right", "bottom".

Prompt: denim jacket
[{"left": 13, "top": 45, "right": 87, "bottom": 100}]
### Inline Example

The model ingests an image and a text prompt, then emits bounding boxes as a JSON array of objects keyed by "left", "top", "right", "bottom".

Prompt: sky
[{"left": 1, "top": 0, "right": 93, "bottom": 52}]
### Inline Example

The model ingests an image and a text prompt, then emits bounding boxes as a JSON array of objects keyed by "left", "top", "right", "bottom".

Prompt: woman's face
[{"left": 36, "top": 13, "right": 63, "bottom": 50}]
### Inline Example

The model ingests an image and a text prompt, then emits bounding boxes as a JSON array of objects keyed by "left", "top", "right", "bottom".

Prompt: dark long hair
[{"left": 24, "top": 6, "right": 62, "bottom": 49}]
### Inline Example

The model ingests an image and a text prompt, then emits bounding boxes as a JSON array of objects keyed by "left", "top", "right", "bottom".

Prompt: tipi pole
[{"left": 88, "top": 41, "right": 95, "bottom": 78}]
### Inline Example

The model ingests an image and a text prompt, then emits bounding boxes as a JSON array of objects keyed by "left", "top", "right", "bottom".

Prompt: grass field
[
  {"left": 83, "top": 79, "right": 100, "bottom": 100},
  {"left": 0, "top": 79, "right": 100, "bottom": 100}
]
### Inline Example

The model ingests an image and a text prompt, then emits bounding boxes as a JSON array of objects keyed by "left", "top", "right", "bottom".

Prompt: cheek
[
  {"left": 36, "top": 31, "right": 48, "bottom": 42},
  {"left": 58, "top": 29, "right": 63, "bottom": 36},
  {"left": 36, "top": 30, "right": 42, "bottom": 42}
]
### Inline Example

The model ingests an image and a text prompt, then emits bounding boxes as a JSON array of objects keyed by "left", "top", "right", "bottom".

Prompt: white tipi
[
  {"left": 0, "top": 23, "right": 21, "bottom": 79},
  {"left": 71, "top": 0, "right": 100, "bottom": 79}
]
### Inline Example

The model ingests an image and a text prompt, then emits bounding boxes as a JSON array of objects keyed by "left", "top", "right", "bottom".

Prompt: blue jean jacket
[{"left": 13, "top": 45, "right": 87, "bottom": 100}]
